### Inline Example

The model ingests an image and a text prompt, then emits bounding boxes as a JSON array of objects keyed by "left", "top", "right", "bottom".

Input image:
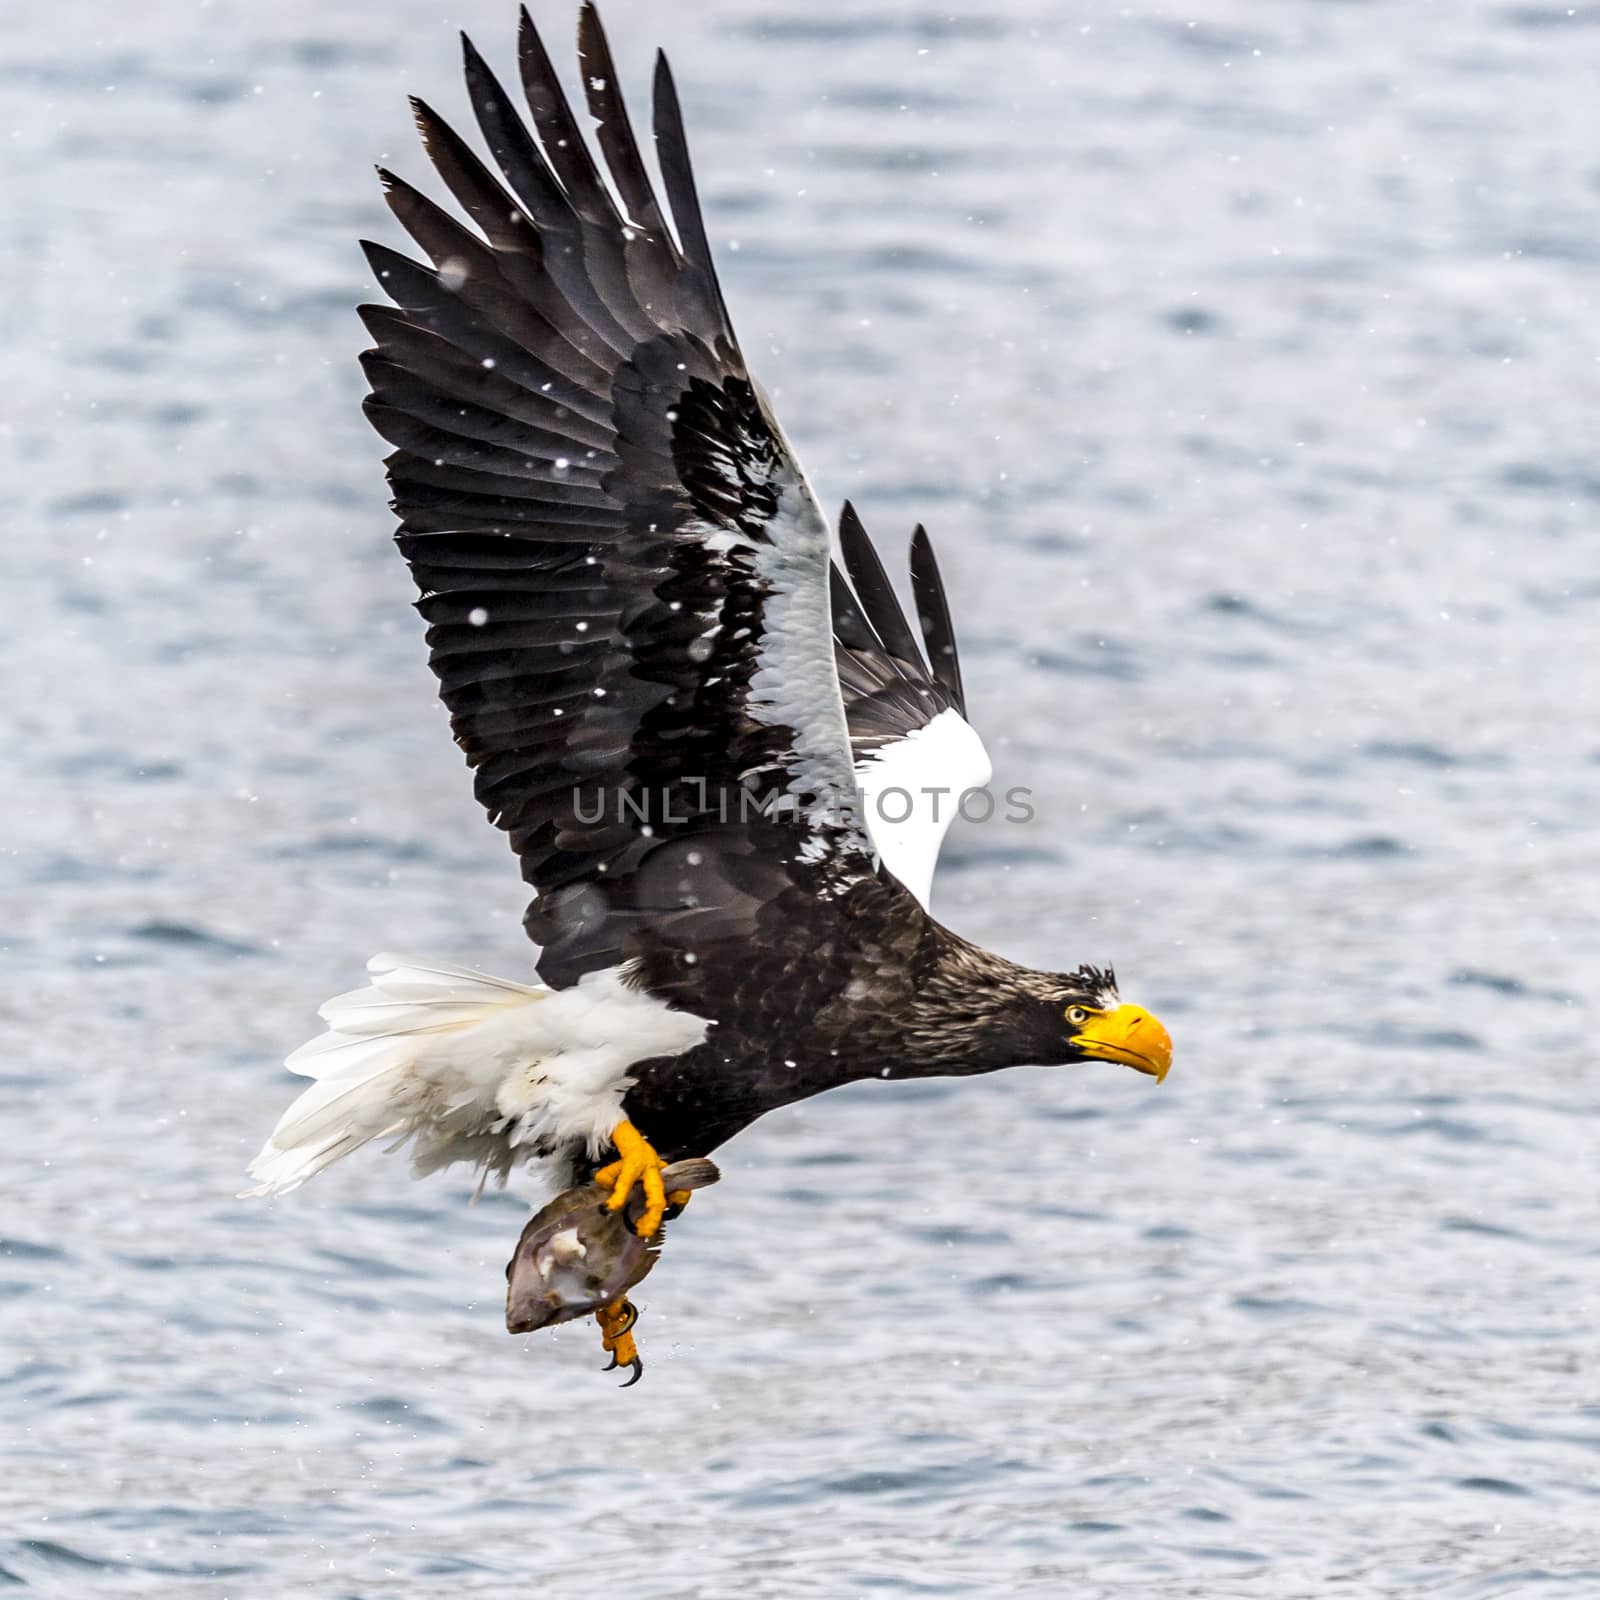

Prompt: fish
[{"left": 505, "top": 1157, "right": 720, "bottom": 1335}]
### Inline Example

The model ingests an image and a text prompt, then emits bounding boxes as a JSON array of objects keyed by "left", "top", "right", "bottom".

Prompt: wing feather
[
  {"left": 908, "top": 524, "right": 967, "bottom": 716},
  {"left": 362, "top": 5, "right": 870, "bottom": 987},
  {"left": 578, "top": 8, "right": 671, "bottom": 243},
  {"left": 650, "top": 53, "right": 734, "bottom": 338},
  {"left": 838, "top": 501, "right": 924, "bottom": 673}
]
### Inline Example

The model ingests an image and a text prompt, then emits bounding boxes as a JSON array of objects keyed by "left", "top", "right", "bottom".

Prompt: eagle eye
[{"left": 1066, "top": 1005, "right": 1090, "bottom": 1026}]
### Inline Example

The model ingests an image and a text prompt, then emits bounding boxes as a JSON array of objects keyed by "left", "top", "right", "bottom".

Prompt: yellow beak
[{"left": 1074, "top": 1004, "right": 1173, "bottom": 1083}]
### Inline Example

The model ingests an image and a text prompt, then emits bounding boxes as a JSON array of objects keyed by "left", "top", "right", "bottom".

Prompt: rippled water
[{"left": 4, "top": 0, "right": 1598, "bottom": 1593}]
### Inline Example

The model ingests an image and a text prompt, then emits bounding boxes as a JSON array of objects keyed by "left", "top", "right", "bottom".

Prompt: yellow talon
[
  {"left": 594, "top": 1119, "right": 668, "bottom": 1237},
  {"left": 594, "top": 1296, "right": 642, "bottom": 1386}
]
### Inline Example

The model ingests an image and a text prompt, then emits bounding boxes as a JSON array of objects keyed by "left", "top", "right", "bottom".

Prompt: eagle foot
[
  {"left": 595, "top": 1296, "right": 643, "bottom": 1387},
  {"left": 592, "top": 1119, "right": 671, "bottom": 1237}
]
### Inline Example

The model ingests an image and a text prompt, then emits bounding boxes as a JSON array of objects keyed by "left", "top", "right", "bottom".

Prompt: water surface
[{"left": 2, "top": 0, "right": 1597, "bottom": 1593}]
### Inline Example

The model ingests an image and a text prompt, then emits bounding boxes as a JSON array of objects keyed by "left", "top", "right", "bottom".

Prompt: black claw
[
  {"left": 618, "top": 1356, "right": 644, "bottom": 1388},
  {"left": 597, "top": 1298, "right": 641, "bottom": 1377}
]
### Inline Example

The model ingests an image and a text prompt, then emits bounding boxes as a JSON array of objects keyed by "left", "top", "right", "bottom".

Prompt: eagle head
[{"left": 1053, "top": 964, "right": 1172, "bottom": 1082}]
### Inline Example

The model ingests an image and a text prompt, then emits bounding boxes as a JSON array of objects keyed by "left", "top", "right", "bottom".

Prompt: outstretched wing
[
  {"left": 361, "top": 6, "right": 877, "bottom": 986},
  {"left": 831, "top": 507, "right": 991, "bottom": 907}
]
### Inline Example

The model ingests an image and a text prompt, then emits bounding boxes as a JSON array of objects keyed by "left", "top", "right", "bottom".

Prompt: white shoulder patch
[{"left": 853, "top": 707, "right": 993, "bottom": 908}]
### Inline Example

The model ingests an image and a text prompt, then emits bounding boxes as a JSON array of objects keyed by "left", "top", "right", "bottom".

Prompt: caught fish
[{"left": 505, "top": 1157, "right": 720, "bottom": 1335}]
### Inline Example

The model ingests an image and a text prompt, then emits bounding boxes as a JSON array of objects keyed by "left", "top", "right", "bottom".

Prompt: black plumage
[
  {"left": 831, "top": 502, "right": 964, "bottom": 756},
  {"left": 359, "top": 5, "right": 1168, "bottom": 1168}
]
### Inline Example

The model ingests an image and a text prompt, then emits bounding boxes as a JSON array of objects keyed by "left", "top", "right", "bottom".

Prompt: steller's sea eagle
[{"left": 246, "top": 4, "right": 1173, "bottom": 1381}]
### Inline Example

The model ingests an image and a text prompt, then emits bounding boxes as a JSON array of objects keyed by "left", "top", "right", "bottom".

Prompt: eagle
[{"left": 246, "top": 4, "right": 1173, "bottom": 1381}]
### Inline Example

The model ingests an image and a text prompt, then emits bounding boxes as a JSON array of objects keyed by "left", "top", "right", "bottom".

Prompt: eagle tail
[{"left": 241, "top": 954, "right": 546, "bottom": 1196}]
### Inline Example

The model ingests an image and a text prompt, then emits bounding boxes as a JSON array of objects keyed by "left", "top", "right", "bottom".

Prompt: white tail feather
[
  {"left": 243, "top": 955, "right": 711, "bottom": 1199},
  {"left": 242, "top": 954, "right": 546, "bottom": 1197}
]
